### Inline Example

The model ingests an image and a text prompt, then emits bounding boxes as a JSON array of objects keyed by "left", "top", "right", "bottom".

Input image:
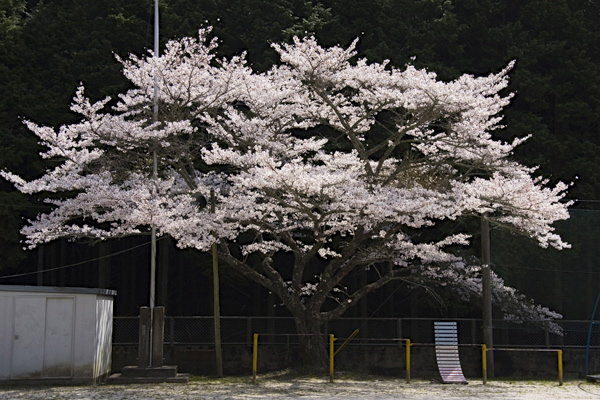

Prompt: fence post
[
  {"left": 557, "top": 350, "right": 564, "bottom": 386},
  {"left": 482, "top": 344, "right": 488, "bottom": 384},
  {"left": 329, "top": 334, "right": 336, "bottom": 383},
  {"left": 252, "top": 333, "right": 259, "bottom": 383},
  {"left": 404, "top": 339, "right": 411, "bottom": 384}
]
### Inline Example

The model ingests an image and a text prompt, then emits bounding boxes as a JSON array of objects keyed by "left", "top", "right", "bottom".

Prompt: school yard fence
[{"left": 112, "top": 316, "right": 595, "bottom": 349}]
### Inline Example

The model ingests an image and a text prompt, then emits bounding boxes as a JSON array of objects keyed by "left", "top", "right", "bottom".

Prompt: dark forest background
[{"left": 0, "top": 0, "right": 598, "bottom": 320}]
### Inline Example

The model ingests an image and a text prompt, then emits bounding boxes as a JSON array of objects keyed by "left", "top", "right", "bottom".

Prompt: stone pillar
[
  {"left": 138, "top": 307, "right": 151, "bottom": 367},
  {"left": 152, "top": 306, "right": 165, "bottom": 367}
]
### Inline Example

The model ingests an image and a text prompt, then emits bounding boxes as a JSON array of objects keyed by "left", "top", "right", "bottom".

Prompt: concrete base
[{"left": 107, "top": 365, "right": 189, "bottom": 384}]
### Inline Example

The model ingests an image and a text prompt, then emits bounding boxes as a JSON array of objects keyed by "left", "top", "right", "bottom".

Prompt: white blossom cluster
[
  {"left": 2, "top": 29, "right": 571, "bottom": 323},
  {"left": 413, "top": 260, "right": 563, "bottom": 333}
]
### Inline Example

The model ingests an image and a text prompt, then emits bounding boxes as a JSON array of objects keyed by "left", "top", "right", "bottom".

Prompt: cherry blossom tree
[{"left": 2, "top": 28, "right": 571, "bottom": 367}]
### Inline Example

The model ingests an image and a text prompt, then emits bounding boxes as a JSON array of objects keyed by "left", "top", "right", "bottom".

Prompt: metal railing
[{"left": 112, "top": 316, "right": 597, "bottom": 349}]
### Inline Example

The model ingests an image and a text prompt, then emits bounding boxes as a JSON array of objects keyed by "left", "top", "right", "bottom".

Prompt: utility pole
[
  {"left": 211, "top": 189, "right": 223, "bottom": 377},
  {"left": 481, "top": 217, "right": 494, "bottom": 378},
  {"left": 150, "top": 0, "right": 159, "bottom": 312},
  {"left": 147, "top": 0, "right": 160, "bottom": 367},
  {"left": 115, "top": 1, "right": 185, "bottom": 382}
]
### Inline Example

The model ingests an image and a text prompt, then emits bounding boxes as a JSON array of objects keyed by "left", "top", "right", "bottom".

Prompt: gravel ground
[{"left": 2, "top": 377, "right": 600, "bottom": 400}]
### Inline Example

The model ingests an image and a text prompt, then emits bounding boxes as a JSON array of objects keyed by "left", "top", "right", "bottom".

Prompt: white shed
[{"left": 0, "top": 285, "right": 116, "bottom": 385}]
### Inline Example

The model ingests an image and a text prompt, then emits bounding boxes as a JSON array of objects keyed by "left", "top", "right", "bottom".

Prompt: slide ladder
[{"left": 434, "top": 321, "right": 468, "bottom": 384}]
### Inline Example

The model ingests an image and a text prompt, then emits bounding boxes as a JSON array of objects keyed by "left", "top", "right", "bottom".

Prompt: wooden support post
[
  {"left": 329, "top": 334, "right": 335, "bottom": 383},
  {"left": 481, "top": 217, "right": 494, "bottom": 378},
  {"left": 138, "top": 307, "right": 151, "bottom": 368},
  {"left": 152, "top": 306, "right": 165, "bottom": 367},
  {"left": 211, "top": 189, "right": 223, "bottom": 378}
]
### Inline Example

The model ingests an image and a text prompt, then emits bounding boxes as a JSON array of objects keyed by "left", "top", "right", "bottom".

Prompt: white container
[{"left": 0, "top": 285, "right": 116, "bottom": 385}]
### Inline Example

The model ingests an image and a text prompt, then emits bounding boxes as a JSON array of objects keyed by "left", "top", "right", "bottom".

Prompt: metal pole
[
  {"left": 404, "top": 339, "right": 411, "bottom": 384},
  {"left": 333, "top": 329, "right": 359, "bottom": 357},
  {"left": 149, "top": 0, "right": 160, "bottom": 366},
  {"left": 557, "top": 350, "right": 564, "bottom": 385},
  {"left": 252, "top": 333, "right": 259, "bottom": 383},
  {"left": 153, "top": 0, "right": 159, "bottom": 118},
  {"left": 481, "top": 217, "right": 494, "bottom": 378},
  {"left": 150, "top": 0, "right": 160, "bottom": 311},
  {"left": 150, "top": 154, "right": 157, "bottom": 312},
  {"left": 481, "top": 344, "right": 488, "bottom": 384}
]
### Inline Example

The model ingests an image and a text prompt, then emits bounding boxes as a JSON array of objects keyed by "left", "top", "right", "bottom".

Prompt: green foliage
[
  {"left": 0, "top": 0, "right": 38, "bottom": 269},
  {"left": 20, "top": 0, "right": 151, "bottom": 122},
  {"left": 0, "top": 0, "right": 25, "bottom": 37},
  {"left": 314, "top": 0, "right": 600, "bottom": 205},
  {"left": 160, "top": 0, "right": 332, "bottom": 71},
  {"left": 0, "top": 0, "right": 598, "bottom": 322},
  {"left": 0, "top": 0, "right": 154, "bottom": 269}
]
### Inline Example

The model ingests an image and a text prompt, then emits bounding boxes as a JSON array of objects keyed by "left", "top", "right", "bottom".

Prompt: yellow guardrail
[
  {"left": 481, "top": 346, "right": 563, "bottom": 386},
  {"left": 329, "top": 334, "right": 412, "bottom": 383},
  {"left": 252, "top": 333, "right": 411, "bottom": 384},
  {"left": 253, "top": 336, "right": 563, "bottom": 385},
  {"left": 334, "top": 329, "right": 360, "bottom": 357}
]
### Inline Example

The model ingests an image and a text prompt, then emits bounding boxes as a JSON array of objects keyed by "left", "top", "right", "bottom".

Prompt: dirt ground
[{"left": 2, "top": 376, "right": 600, "bottom": 399}]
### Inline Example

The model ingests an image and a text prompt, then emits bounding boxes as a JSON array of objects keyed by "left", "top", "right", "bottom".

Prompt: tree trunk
[{"left": 294, "top": 311, "right": 328, "bottom": 371}]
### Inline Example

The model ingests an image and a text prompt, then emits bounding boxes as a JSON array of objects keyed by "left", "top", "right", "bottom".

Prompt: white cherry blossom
[{"left": 1, "top": 30, "right": 571, "bottom": 364}]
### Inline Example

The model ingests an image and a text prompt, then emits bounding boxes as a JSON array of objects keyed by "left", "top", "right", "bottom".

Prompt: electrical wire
[
  {"left": 0, "top": 203, "right": 50, "bottom": 209},
  {"left": 0, "top": 237, "right": 167, "bottom": 280},
  {"left": 494, "top": 264, "right": 600, "bottom": 274}
]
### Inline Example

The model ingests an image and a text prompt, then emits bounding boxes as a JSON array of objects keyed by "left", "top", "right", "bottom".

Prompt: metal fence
[{"left": 112, "top": 316, "right": 596, "bottom": 349}]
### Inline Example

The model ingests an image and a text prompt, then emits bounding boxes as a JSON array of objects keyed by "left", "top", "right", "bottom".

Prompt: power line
[
  {"left": 495, "top": 264, "right": 600, "bottom": 274},
  {"left": 0, "top": 237, "right": 166, "bottom": 280},
  {"left": 0, "top": 203, "right": 51, "bottom": 209}
]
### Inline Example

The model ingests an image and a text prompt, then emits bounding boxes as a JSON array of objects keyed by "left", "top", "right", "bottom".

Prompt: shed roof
[{"left": 0, "top": 284, "right": 116, "bottom": 296}]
